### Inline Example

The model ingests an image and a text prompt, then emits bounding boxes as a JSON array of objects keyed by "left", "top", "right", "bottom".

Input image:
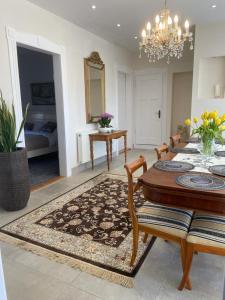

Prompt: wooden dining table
[{"left": 138, "top": 144, "right": 225, "bottom": 215}]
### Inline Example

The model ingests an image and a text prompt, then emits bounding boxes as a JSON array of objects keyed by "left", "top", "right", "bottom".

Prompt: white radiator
[{"left": 77, "top": 130, "right": 105, "bottom": 164}]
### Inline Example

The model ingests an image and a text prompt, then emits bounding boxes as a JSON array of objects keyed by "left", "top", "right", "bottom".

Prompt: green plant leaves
[{"left": 0, "top": 92, "right": 29, "bottom": 152}]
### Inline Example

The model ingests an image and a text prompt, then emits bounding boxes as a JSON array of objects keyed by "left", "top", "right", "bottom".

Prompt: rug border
[{"left": 0, "top": 173, "right": 156, "bottom": 280}]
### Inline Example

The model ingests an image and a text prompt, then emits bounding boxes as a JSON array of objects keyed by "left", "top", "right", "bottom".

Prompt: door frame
[
  {"left": 115, "top": 65, "right": 133, "bottom": 153},
  {"left": 6, "top": 26, "right": 71, "bottom": 177},
  {"left": 133, "top": 68, "right": 167, "bottom": 149}
]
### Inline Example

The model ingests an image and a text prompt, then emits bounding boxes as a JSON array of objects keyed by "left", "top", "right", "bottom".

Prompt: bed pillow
[
  {"left": 24, "top": 122, "right": 34, "bottom": 131},
  {"left": 40, "top": 121, "right": 57, "bottom": 133}
]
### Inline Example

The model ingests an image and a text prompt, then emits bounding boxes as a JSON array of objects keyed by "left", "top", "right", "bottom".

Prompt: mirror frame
[{"left": 84, "top": 52, "right": 105, "bottom": 123}]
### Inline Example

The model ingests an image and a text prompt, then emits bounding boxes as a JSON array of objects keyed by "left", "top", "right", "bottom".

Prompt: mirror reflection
[{"left": 84, "top": 52, "right": 105, "bottom": 123}]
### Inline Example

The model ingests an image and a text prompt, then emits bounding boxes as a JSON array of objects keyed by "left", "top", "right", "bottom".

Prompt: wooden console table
[{"left": 89, "top": 130, "right": 127, "bottom": 171}]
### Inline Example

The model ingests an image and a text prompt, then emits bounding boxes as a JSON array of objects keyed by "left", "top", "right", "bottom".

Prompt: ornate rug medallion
[{"left": 0, "top": 174, "right": 154, "bottom": 287}]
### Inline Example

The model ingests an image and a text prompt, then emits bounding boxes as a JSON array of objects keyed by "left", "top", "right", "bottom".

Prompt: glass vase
[{"left": 200, "top": 137, "right": 215, "bottom": 156}]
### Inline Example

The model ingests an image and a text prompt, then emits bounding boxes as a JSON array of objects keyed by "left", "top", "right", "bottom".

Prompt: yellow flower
[
  {"left": 203, "top": 119, "right": 209, "bottom": 127},
  {"left": 193, "top": 117, "right": 198, "bottom": 124},
  {"left": 208, "top": 112, "right": 214, "bottom": 119},
  {"left": 220, "top": 125, "right": 225, "bottom": 131},
  {"left": 221, "top": 114, "right": 225, "bottom": 122},
  {"left": 184, "top": 118, "right": 191, "bottom": 126},
  {"left": 204, "top": 111, "right": 209, "bottom": 119},
  {"left": 213, "top": 111, "right": 218, "bottom": 119},
  {"left": 209, "top": 111, "right": 218, "bottom": 120},
  {"left": 215, "top": 118, "right": 222, "bottom": 126}
]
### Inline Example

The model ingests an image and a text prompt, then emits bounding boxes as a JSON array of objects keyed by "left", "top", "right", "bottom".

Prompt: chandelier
[{"left": 139, "top": 0, "right": 194, "bottom": 63}]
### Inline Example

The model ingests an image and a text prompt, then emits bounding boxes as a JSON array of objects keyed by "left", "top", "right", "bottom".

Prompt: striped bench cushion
[
  {"left": 187, "top": 212, "right": 225, "bottom": 248},
  {"left": 137, "top": 203, "right": 193, "bottom": 239}
]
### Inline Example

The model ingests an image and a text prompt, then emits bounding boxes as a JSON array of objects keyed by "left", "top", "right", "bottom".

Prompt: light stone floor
[{"left": 0, "top": 149, "right": 225, "bottom": 300}]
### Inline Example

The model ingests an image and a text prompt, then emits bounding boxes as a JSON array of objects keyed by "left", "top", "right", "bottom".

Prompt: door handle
[{"left": 158, "top": 110, "right": 161, "bottom": 119}]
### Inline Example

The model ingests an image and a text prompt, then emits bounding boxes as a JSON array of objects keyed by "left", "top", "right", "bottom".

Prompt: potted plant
[
  {"left": 98, "top": 112, "right": 114, "bottom": 133},
  {"left": 184, "top": 111, "right": 225, "bottom": 156},
  {"left": 0, "top": 92, "right": 30, "bottom": 211}
]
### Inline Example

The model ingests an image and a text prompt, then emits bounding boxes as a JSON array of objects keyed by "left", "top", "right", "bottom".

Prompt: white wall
[
  {"left": 0, "top": 0, "right": 133, "bottom": 170},
  {"left": 132, "top": 55, "right": 194, "bottom": 142},
  {"left": 191, "top": 22, "right": 225, "bottom": 119}
]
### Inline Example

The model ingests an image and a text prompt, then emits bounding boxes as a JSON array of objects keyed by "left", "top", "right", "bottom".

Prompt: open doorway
[
  {"left": 171, "top": 72, "right": 193, "bottom": 139},
  {"left": 17, "top": 46, "right": 60, "bottom": 187}
]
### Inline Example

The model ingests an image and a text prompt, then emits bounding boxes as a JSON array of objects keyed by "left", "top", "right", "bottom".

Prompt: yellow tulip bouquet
[{"left": 184, "top": 111, "right": 225, "bottom": 155}]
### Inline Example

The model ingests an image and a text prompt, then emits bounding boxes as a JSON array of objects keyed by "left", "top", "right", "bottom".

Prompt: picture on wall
[{"left": 31, "top": 82, "right": 55, "bottom": 105}]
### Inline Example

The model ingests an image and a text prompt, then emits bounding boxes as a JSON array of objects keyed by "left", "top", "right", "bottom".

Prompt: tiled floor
[{"left": 0, "top": 150, "right": 225, "bottom": 300}]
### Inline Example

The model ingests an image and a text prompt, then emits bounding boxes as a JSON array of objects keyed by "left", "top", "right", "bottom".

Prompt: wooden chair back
[
  {"left": 154, "top": 143, "right": 169, "bottom": 160},
  {"left": 170, "top": 133, "right": 181, "bottom": 148},
  {"left": 124, "top": 156, "right": 147, "bottom": 227}
]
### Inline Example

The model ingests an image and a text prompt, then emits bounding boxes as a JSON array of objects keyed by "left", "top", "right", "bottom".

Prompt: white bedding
[{"left": 25, "top": 130, "right": 58, "bottom": 147}]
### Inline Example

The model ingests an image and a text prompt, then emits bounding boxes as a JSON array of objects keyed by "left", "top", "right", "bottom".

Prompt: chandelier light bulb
[
  {"left": 141, "top": 29, "right": 146, "bottom": 43},
  {"left": 174, "top": 15, "right": 179, "bottom": 24},
  {"left": 184, "top": 20, "right": 189, "bottom": 33},
  {"left": 159, "top": 22, "right": 163, "bottom": 30},
  {"left": 146, "top": 22, "right": 151, "bottom": 31},
  {"left": 168, "top": 16, "right": 172, "bottom": 25},
  {"left": 155, "top": 15, "right": 160, "bottom": 24}
]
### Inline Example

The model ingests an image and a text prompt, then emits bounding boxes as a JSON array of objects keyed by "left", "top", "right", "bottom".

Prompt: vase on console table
[
  {"left": 98, "top": 112, "right": 114, "bottom": 133},
  {"left": 98, "top": 127, "right": 112, "bottom": 133}
]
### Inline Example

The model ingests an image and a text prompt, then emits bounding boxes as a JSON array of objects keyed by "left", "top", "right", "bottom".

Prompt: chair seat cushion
[
  {"left": 137, "top": 203, "right": 193, "bottom": 239},
  {"left": 187, "top": 212, "right": 225, "bottom": 248}
]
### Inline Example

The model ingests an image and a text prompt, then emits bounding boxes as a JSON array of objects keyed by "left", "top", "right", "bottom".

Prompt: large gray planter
[{"left": 0, "top": 148, "right": 30, "bottom": 211}]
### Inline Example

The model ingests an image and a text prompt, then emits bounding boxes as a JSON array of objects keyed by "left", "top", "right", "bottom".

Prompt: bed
[{"left": 25, "top": 112, "right": 58, "bottom": 158}]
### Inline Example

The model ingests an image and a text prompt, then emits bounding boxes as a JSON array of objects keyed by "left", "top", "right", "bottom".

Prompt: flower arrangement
[
  {"left": 184, "top": 111, "right": 225, "bottom": 155},
  {"left": 98, "top": 112, "right": 114, "bottom": 128}
]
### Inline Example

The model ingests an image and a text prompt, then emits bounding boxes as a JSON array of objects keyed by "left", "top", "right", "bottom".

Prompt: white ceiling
[{"left": 28, "top": 0, "right": 225, "bottom": 52}]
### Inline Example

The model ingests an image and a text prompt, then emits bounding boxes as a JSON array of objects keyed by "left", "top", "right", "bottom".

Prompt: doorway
[
  {"left": 6, "top": 27, "right": 71, "bottom": 179},
  {"left": 17, "top": 46, "right": 60, "bottom": 187},
  {"left": 134, "top": 71, "right": 164, "bottom": 147},
  {"left": 171, "top": 72, "right": 193, "bottom": 136}
]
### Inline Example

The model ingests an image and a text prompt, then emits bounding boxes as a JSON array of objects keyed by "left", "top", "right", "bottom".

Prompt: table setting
[{"left": 155, "top": 111, "right": 225, "bottom": 192}]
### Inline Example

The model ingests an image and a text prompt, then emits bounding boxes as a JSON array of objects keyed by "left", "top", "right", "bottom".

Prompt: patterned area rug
[{"left": 0, "top": 174, "right": 155, "bottom": 287}]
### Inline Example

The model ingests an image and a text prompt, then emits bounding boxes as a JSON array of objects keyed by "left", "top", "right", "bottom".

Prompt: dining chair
[
  {"left": 154, "top": 143, "right": 169, "bottom": 160},
  {"left": 124, "top": 156, "right": 193, "bottom": 289},
  {"left": 170, "top": 133, "right": 181, "bottom": 148},
  {"left": 178, "top": 211, "right": 225, "bottom": 290}
]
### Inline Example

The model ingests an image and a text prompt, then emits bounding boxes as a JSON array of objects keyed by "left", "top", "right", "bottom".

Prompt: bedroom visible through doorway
[{"left": 17, "top": 46, "right": 60, "bottom": 187}]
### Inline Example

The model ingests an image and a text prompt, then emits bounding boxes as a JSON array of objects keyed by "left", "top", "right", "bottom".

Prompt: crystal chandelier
[{"left": 139, "top": 0, "right": 194, "bottom": 63}]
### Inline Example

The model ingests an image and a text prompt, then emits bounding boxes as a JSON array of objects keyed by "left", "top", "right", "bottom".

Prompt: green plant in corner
[{"left": 0, "top": 91, "right": 29, "bottom": 152}]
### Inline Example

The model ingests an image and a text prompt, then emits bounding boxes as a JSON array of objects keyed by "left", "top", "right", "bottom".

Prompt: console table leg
[
  {"left": 106, "top": 140, "right": 110, "bottom": 171},
  {"left": 124, "top": 134, "right": 127, "bottom": 163},
  {"left": 110, "top": 140, "right": 113, "bottom": 162},
  {"left": 90, "top": 139, "right": 94, "bottom": 170}
]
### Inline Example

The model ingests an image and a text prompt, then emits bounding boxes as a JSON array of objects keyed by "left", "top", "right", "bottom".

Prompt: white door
[
  {"left": 118, "top": 71, "right": 127, "bottom": 151},
  {"left": 135, "top": 72, "right": 163, "bottom": 146}
]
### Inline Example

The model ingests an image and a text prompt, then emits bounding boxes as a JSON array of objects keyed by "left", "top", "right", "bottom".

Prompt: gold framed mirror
[{"left": 84, "top": 52, "right": 105, "bottom": 123}]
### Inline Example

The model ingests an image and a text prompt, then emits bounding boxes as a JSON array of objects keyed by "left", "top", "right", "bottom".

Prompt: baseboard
[
  {"left": 119, "top": 148, "right": 131, "bottom": 154},
  {"left": 73, "top": 151, "right": 117, "bottom": 174},
  {"left": 31, "top": 176, "right": 63, "bottom": 192}
]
